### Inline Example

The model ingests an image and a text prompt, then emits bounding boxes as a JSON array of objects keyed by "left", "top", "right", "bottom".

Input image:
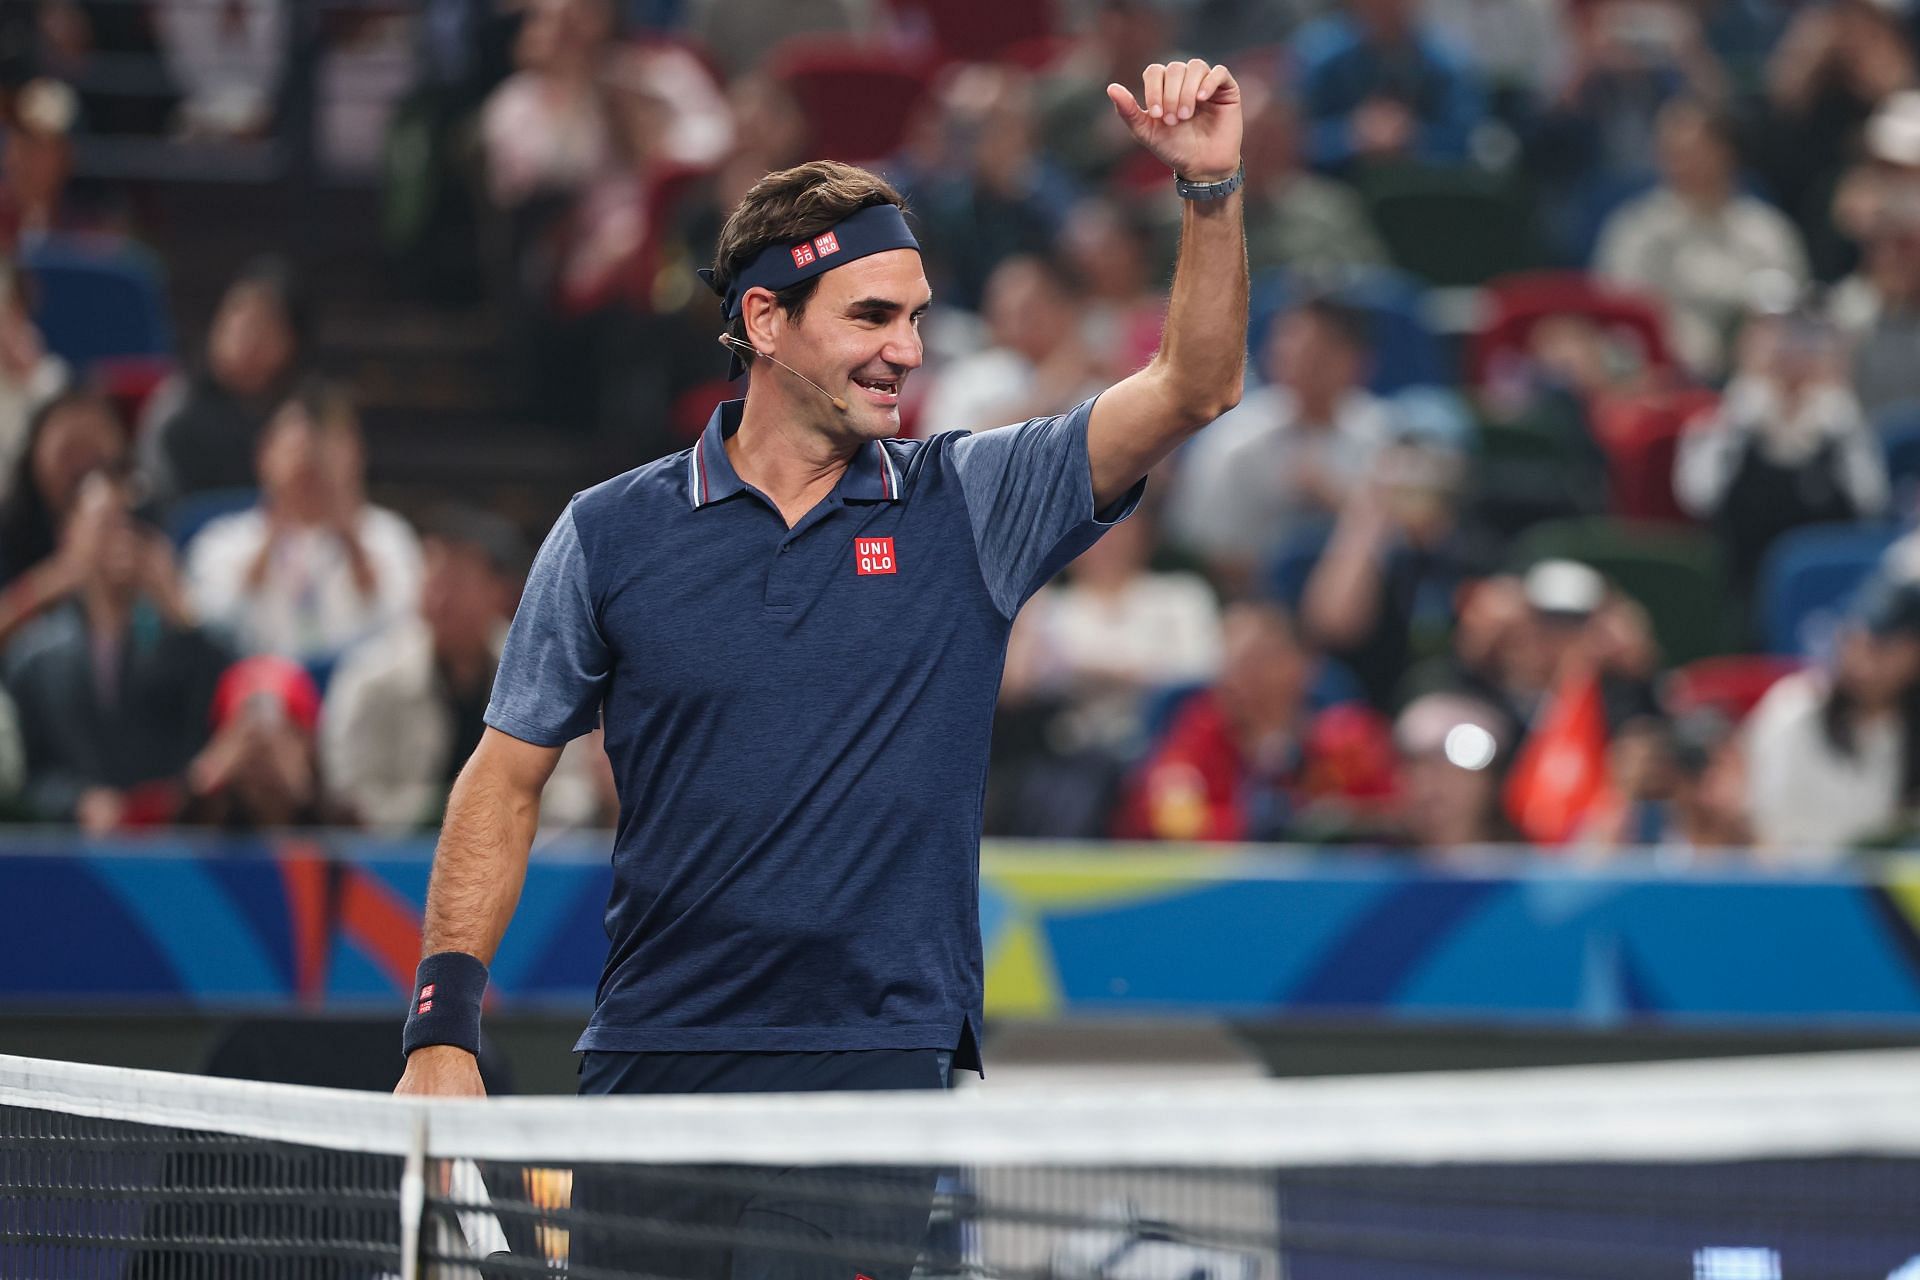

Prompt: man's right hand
[{"left": 395, "top": 1044, "right": 487, "bottom": 1098}]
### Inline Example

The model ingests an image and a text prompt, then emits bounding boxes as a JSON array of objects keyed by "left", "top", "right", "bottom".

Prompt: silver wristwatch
[{"left": 1174, "top": 165, "right": 1245, "bottom": 201}]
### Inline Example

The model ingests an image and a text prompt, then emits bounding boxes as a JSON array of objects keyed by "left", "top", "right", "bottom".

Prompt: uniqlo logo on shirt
[
  {"left": 813, "top": 231, "right": 841, "bottom": 257},
  {"left": 791, "top": 242, "right": 817, "bottom": 268},
  {"left": 854, "top": 537, "right": 897, "bottom": 575}
]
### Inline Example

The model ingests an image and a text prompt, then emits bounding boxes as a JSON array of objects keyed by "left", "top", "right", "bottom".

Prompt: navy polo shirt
[{"left": 485, "top": 395, "right": 1141, "bottom": 1070}]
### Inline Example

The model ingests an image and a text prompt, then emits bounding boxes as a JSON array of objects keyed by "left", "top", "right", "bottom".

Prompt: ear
[{"left": 740, "top": 287, "right": 781, "bottom": 354}]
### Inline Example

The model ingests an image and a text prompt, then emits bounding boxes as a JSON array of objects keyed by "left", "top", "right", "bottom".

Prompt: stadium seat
[
  {"left": 1877, "top": 401, "right": 1920, "bottom": 519},
  {"left": 21, "top": 233, "right": 174, "bottom": 371},
  {"left": 166, "top": 487, "right": 259, "bottom": 550},
  {"left": 1755, "top": 521, "right": 1903, "bottom": 657},
  {"left": 1590, "top": 388, "right": 1718, "bottom": 524},
  {"left": 1664, "top": 654, "right": 1802, "bottom": 723},
  {"left": 1515, "top": 518, "right": 1732, "bottom": 665},
  {"left": 1353, "top": 164, "right": 1539, "bottom": 288},
  {"left": 1248, "top": 266, "right": 1455, "bottom": 395},
  {"left": 1471, "top": 407, "right": 1608, "bottom": 537},
  {"left": 1468, "top": 272, "right": 1674, "bottom": 391},
  {"left": 767, "top": 40, "right": 937, "bottom": 163}
]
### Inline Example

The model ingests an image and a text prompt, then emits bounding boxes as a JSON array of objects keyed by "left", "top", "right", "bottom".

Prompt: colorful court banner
[{"left": 5, "top": 834, "right": 1920, "bottom": 1028}]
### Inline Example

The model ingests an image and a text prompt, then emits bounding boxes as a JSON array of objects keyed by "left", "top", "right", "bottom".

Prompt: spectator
[
  {"left": 138, "top": 256, "right": 309, "bottom": 510},
  {"left": 1745, "top": 577, "right": 1920, "bottom": 858},
  {"left": 1166, "top": 297, "right": 1387, "bottom": 592},
  {"left": 477, "top": 0, "right": 618, "bottom": 213},
  {"left": 181, "top": 656, "right": 333, "bottom": 830},
  {"left": 2, "top": 473, "right": 229, "bottom": 831},
  {"left": 0, "top": 263, "right": 68, "bottom": 501},
  {"left": 1541, "top": 0, "right": 1727, "bottom": 181},
  {"left": 152, "top": 0, "right": 287, "bottom": 137},
  {"left": 913, "top": 67, "right": 1081, "bottom": 314},
  {"left": 915, "top": 256, "right": 1102, "bottom": 439},
  {"left": 1758, "top": 0, "right": 1914, "bottom": 259},
  {"left": 1421, "top": 0, "right": 1573, "bottom": 118},
  {"left": 184, "top": 378, "right": 423, "bottom": 669},
  {"left": 1829, "top": 93, "right": 1920, "bottom": 414},
  {"left": 1059, "top": 198, "right": 1167, "bottom": 384},
  {"left": 1233, "top": 79, "right": 1388, "bottom": 274},
  {"left": 1301, "top": 421, "right": 1492, "bottom": 710},
  {"left": 992, "top": 508, "right": 1222, "bottom": 836},
  {"left": 1424, "top": 559, "right": 1661, "bottom": 751},
  {"left": 1111, "top": 601, "right": 1397, "bottom": 844},
  {"left": 321, "top": 506, "right": 609, "bottom": 832},
  {"left": 0, "top": 389, "right": 125, "bottom": 610},
  {"left": 685, "top": 0, "right": 878, "bottom": 80},
  {"left": 1295, "top": 0, "right": 1489, "bottom": 172},
  {"left": 1035, "top": 0, "right": 1177, "bottom": 186},
  {"left": 1390, "top": 691, "right": 1512, "bottom": 850},
  {"left": 1673, "top": 305, "right": 1886, "bottom": 607},
  {"left": 1594, "top": 97, "right": 1809, "bottom": 379},
  {"left": 1578, "top": 707, "right": 1750, "bottom": 853},
  {"left": 0, "top": 79, "right": 79, "bottom": 248}
]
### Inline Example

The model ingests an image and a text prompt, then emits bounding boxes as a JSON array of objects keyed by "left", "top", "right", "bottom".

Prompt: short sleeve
[
  {"left": 485, "top": 504, "right": 610, "bottom": 747},
  {"left": 948, "top": 395, "right": 1146, "bottom": 618}
]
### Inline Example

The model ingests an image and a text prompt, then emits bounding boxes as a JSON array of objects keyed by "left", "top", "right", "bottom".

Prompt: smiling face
[{"left": 745, "top": 248, "right": 930, "bottom": 442}]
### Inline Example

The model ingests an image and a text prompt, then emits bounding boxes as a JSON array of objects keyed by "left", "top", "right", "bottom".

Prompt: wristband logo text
[{"left": 417, "top": 983, "right": 435, "bottom": 1015}]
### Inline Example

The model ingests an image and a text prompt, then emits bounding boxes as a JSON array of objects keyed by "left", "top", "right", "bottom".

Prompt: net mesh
[{"left": 6, "top": 1050, "right": 1920, "bottom": 1279}]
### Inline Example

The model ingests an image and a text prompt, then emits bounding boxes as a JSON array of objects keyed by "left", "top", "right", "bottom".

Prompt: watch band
[{"left": 1174, "top": 165, "right": 1245, "bottom": 201}]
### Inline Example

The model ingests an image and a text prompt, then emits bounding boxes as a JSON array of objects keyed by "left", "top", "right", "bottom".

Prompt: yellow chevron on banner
[
  {"left": 983, "top": 843, "right": 1258, "bottom": 911},
  {"left": 983, "top": 916, "right": 1061, "bottom": 1017},
  {"left": 1885, "top": 858, "right": 1920, "bottom": 937}
]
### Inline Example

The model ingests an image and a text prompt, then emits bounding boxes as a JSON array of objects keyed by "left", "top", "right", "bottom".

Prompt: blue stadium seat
[
  {"left": 166, "top": 487, "right": 258, "bottom": 550},
  {"left": 1877, "top": 401, "right": 1920, "bottom": 519},
  {"left": 1248, "top": 266, "right": 1453, "bottom": 395},
  {"left": 20, "top": 234, "right": 174, "bottom": 371},
  {"left": 1756, "top": 522, "right": 1903, "bottom": 657}
]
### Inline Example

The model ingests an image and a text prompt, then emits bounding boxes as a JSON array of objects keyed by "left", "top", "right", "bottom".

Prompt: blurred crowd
[{"left": 8, "top": 0, "right": 1920, "bottom": 864}]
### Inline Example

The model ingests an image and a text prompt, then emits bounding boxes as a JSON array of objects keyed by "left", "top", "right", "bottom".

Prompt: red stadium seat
[
  {"left": 1590, "top": 387, "right": 1718, "bottom": 524},
  {"left": 1664, "top": 655, "right": 1803, "bottom": 723},
  {"left": 1468, "top": 272, "right": 1675, "bottom": 391},
  {"left": 767, "top": 39, "right": 938, "bottom": 163}
]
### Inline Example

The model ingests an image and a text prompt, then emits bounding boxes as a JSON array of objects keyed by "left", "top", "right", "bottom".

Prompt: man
[
  {"left": 397, "top": 57, "right": 1246, "bottom": 1277},
  {"left": 1166, "top": 295, "right": 1387, "bottom": 592},
  {"left": 320, "top": 506, "right": 612, "bottom": 831}
]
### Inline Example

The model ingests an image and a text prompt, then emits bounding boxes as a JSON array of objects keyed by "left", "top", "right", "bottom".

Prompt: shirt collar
[{"left": 688, "top": 399, "right": 903, "bottom": 509}]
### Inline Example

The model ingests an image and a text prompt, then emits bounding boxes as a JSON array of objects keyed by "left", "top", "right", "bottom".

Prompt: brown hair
[{"left": 710, "top": 161, "right": 907, "bottom": 364}]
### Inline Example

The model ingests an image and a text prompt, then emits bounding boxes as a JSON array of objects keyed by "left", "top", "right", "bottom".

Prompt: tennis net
[{"left": 5, "top": 1047, "right": 1920, "bottom": 1278}]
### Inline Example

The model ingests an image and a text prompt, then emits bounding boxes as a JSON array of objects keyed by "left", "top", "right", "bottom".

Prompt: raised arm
[
  {"left": 1087, "top": 59, "right": 1249, "bottom": 510},
  {"left": 393, "top": 727, "right": 561, "bottom": 1097}
]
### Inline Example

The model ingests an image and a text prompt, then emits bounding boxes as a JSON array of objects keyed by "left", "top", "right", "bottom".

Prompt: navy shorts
[{"left": 569, "top": 1049, "right": 951, "bottom": 1279}]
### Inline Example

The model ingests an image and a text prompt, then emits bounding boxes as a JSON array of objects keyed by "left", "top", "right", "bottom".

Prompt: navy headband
[{"left": 698, "top": 203, "right": 921, "bottom": 374}]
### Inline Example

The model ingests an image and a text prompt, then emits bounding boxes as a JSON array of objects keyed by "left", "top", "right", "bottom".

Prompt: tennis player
[{"left": 396, "top": 57, "right": 1247, "bottom": 1277}]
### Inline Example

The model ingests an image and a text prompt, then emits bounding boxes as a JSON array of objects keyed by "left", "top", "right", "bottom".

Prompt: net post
[{"left": 399, "top": 1107, "right": 428, "bottom": 1280}]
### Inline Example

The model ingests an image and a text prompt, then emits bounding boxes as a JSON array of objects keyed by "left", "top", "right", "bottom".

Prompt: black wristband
[{"left": 401, "top": 951, "right": 488, "bottom": 1057}]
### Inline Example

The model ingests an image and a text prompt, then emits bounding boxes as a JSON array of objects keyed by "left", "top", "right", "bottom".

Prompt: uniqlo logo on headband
[
  {"left": 790, "top": 242, "right": 817, "bottom": 268},
  {"left": 813, "top": 231, "right": 841, "bottom": 257},
  {"left": 855, "top": 537, "right": 897, "bottom": 575}
]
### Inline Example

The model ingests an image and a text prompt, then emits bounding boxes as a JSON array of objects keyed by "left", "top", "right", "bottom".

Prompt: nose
[{"left": 881, "top": 316, "right": 923, "bottom": 371}]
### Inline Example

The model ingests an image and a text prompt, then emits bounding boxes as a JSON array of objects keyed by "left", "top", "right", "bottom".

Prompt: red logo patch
[
  {"left": 417, "top": 999, "right": 434, "bottom": 1014},
  {"left": 420, "top": 984, "right": 436, "bottom": 1000},
  {"left": 790, "top": 242, "right": 817, "bottom": 268},
  {"left": 813, "top": 231, "right": 841, "bottom": 257},
  {"left": 855, "top": 537, "right": 897, "bottom": 576}
]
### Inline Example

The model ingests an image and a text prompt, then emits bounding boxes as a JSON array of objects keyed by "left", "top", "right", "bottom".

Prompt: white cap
[
  {"left": 1523, "top": 558, "right": 1607, "bottom": 617},
  {"left": 1868, "top": 91, "right": 1920, "bottom": 168}
]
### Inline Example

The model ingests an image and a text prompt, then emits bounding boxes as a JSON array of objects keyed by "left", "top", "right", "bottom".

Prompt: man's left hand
[{"left": 1107, "top": 60, "right": 1242, "bottom": 184}]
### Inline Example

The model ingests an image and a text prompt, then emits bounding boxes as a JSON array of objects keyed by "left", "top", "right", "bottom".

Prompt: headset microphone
[{"left": 717, "top": 334, "right": 849, "bottom": 412}]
